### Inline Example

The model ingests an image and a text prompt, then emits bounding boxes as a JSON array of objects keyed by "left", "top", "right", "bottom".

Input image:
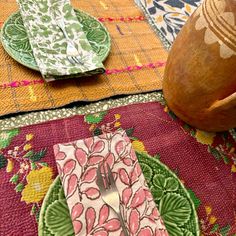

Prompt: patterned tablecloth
[{"left": 0, "top": 101, "right": 236, "bottom": 235}]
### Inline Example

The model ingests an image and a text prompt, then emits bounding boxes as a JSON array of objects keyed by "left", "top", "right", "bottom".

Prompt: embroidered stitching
[{"left": 0, "top": 61, "right": 166, "bottom": 89}]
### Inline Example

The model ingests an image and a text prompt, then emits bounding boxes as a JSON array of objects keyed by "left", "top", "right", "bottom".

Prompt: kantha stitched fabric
[
  {"left": 17, "top": 0, "right": 104, "bottom": 81},
  {"left": 54, "top": 130, "right": 168, "bottom": 235},
  {"left": 0, "top": 0, "right": 168, "bottom": 116},
  {"left": 0, "top": 102, "right": 235, "bottom": 235},
  {"left": 136, "top": 0, "right": 202, "bottom": 45}
]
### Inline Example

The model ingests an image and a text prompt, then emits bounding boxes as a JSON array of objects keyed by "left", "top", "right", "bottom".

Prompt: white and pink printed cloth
[{"left": 54, "top": 131, "right": 168, "bottom": 236}]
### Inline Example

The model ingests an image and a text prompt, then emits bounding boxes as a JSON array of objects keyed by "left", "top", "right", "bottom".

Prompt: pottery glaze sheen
[{"left": 163, "top": 0, "right": 236, "bottom": 131}]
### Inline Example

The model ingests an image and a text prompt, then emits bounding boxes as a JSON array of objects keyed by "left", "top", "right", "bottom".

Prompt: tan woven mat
[{"left": 0, "top": 0, "right": 168, "bottom": 116}]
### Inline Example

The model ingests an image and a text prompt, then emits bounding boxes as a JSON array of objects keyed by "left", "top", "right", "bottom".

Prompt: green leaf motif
[
  {"left": 125, "top": 128, "right": 134, "bottom": 137},
  {"left": 164, "top": 221, "right": 183, "bottom": 236},
  {"left": 31, "top": 205, "right": 37, "bottom": 215},
  {"left": 40, "top": 162, "right": 48, "bottom": 167},
  {"left": 45, "top": 199, "right": 74, "bottom": 236},
  {"left": 153, "top": 174, "right": 166, "bottom": 189},
  {"left": 0, "top": 129, "right": 19, "bottom": 149},
  {"left": 93, "top": 128, "right": 102, "bottom": 136},
  {"left": 84, "top": 111, "right": 107, "bottom": 124},
  {"left": 31, "top": 162, "right": 37, "bottom": 170},
  {"left": 223, "top": 155, "right": 230, "bottom": 164},
  {"left": 151, "top": 186, "right": 163, "bottom": 200},
  {"left": 15, "top": 183, "right": 24, "bottom": 192},
  {"left": 208, "top": 146, "right": 222, "bottom": 161},
  {"left": 219, "top": 225, "right": 231, "bottom": 236},
  {"left": 5, "top": 23, "right": 28, "bottom": 41},
  {"left": 165, "top": 177, "right": 179, "bottom": 191},
  {"left": 24, "top": 150, "right": 34, "bottom": 158},
  {"left": 10, "top": 174, "right": 19, "bottom": 184},
  {"left": 29, "top": 148, "right": 47, "bottom": 162},
  {"left": 0, "top": 154, "right": 7, "bottom": 169},
  {"left": 140, "top": 162, "right": 153, "bottom": 182},
  {"left": 153, "top": 174, "right": 179, "bottom": 195},
  {"left": 210, "top": 224, "right": 219, "bottom": 233},
  {"left": 182, "top": 229, "right": 194, "bottom": 236},
  {"left": 159, "top": 193, "right": 192, "bottom": 227}
]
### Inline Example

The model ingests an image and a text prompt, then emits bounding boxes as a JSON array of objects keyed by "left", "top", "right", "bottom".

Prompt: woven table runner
[
  {"left": 0, "top": 0, "right": 167, "bottom": 117},
  {"left": 0, "top": 102, "right": 235, "bottom": 235}
]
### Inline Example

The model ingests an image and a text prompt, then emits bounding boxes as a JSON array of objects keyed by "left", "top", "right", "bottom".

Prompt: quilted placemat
[
  {"left": 0, "top": 0, "right": 168, "bottom": 117},
  {"left": 0, "top": 102, "right": 235, "bottom": 235},
  {"left": 136, "top": 0, "right": 202, "bottom": 46}
]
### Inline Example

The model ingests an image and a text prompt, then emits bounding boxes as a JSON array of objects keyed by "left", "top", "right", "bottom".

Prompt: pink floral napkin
[{"left": 54, "top": 131, "right": 168, "bottom": 236}]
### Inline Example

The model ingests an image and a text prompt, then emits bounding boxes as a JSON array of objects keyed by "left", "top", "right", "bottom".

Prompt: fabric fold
[
  {"left": 54, "top": 130, "right": 168, "bottom": 236},
  {"left": 17, "top": 0, "right": 105, "bottom": 81}
]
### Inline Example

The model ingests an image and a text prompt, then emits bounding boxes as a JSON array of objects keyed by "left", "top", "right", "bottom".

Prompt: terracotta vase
[{"left": 163, "top": 0, "right": 236, "bottom": 132}]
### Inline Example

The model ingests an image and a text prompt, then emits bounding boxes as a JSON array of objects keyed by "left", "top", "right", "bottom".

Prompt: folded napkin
[
  {"left": 54, "top": 130, "right": 168, "bottom": 236},
  {"left": 17, "top": 0, "right": 105, "bottom": 81}
]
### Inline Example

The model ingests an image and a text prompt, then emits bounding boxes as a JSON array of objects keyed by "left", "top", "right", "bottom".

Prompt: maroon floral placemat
[{"left": 0, "top": 102, "right": 236, "bottom": 235}]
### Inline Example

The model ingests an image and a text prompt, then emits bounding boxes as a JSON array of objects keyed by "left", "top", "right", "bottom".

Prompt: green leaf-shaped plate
[
  {"left": 38, "top": 152, "right": 200, "bottom": 236},
  {"left": 0, "top": 10, "right": 111, "bottom": 71}
]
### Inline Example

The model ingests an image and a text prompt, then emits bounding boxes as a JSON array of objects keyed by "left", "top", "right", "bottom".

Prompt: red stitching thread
[
  {"left": 0, "top": 80, "right": 44, "bottom": 89},
  {"left": 98, "top": 16, "right": 145, "bottom": 22},
  {"left": 0, "top": 61, "right": 166, "bottom": 89},
  {"left": 105, "top": 62, "right": 166, "bottom": 75},
  {"left": 0, "top": 16, "right": 145, "bottom": 28}
]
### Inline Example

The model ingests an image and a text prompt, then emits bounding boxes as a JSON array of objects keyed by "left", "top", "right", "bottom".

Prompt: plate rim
[{"left": 0, "top": 9, "right": 111, "bottom": 71}]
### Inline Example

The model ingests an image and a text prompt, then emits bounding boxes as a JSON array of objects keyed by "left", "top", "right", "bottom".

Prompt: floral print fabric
[
  {"left": 54, "top": 130, "right": 168, "bottom": 235},
  {"left": 1, "top": 102, "right": 235, "bottom": 235},
  {"left": 137, "top": 0, "right": 202, "bottom": 45},
  {"left": 17, "top": 0, "right": 105, "bottom": 81}
]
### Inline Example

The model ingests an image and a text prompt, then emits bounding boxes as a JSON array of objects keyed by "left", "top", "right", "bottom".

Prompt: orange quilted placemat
[{"left": 0, "top": 0, "right": 168, "bottom": 116}]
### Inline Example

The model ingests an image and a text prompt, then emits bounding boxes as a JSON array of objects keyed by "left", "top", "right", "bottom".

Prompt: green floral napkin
[{"left": 17, "top": 0, "right": 105, "bottom": 81}]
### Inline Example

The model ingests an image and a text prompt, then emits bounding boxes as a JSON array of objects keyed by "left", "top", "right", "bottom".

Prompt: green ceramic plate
[
  {"left": 0, "top": 10, "right": 111, "bottom": 71},
  {"left": 38, "top": 152, "right": 200, "bottom": 236}
]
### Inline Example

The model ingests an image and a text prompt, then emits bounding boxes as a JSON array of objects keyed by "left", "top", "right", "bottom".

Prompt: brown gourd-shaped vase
[{"left": 163, "top": 0, "right": 236, "bottom": 132}]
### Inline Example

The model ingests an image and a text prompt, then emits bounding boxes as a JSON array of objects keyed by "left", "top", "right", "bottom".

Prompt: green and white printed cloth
[{"left": 17, "top": 0, "right": 105, "bottom": 81}]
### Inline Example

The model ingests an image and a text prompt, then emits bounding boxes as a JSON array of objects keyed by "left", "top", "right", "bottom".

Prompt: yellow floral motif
[
  {"left": 185, "top": 4, "right": 192, "bottom": 13},
  {"left": 195, "top": 130, "right": 216, "bottom": 145},
  {"left": 114, "top": 114, "right": 121, "bottom": 120},
  {"left": 21, "top": 167, "right": 53, "bottom": 204},
  {"left": 132, "top": 140, "right": 147, "bottom": 153},
  {"left": 26, "top": 134, "right": 34, "bottom": 141},
  {"left": 231, "top": 164, "right": 236, "bottom": 173},
  {"left": 205, "top": 205, "right": 212, "bottom": 215},
  {"left": 209, "top": 216, "right": 217, "bottom": 225},
  {"left": 23, "top": 144, "right": 32, "bottom": 151},
  {"left": 6, "top": 159, "right": 14, "bottom": 173},
  {"left": 114, "top": 122, "right": 121, "bottom": 128}
]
